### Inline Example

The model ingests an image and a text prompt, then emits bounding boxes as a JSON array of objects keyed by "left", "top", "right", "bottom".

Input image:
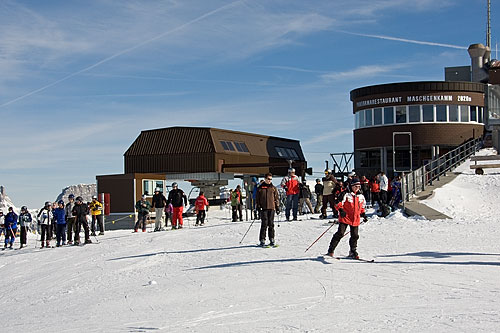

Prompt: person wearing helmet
[
  {"left": 37, "top": 201, "right": 53, "bottom": 248},
  {"left": 230, "top": 185, "right": 243, "bottom": 222},
  {"left": 65, "top": 194, "right": 77, "bottom": 244},
  {"left": 19, "top": 206, "right": 32, "bottom": 249},
  {"left": 314, "top": 179, "right": 323, "bottom": 213},
  {"left": 53, "top": 200, "right": 67, "bottom": 247},
  {"left": 72, "top": 196, "right": 91, "bottom": 245},
  {"left": 134, "top": 194, "right": 151, "bottom": 232},
  {"left": 3, "top": 207, "right": 18, "bottom": 249},
  {"left": 152, "top": 187, "right": 167, "bottom": 231},
  {"left": 167, "top": 183, "right": 188, "bottom": 229},
  {"left": 281, "top": 168, "right": 300, "bottom": 221},
  {"left": 321, "top": 169, "right": 339, "bottom": 219},
  {"left": 89, "top": 195, "right": 104, "bottom": 236},
  {"left": 0, "top": 211, "right": 5, "bottom": 244}
]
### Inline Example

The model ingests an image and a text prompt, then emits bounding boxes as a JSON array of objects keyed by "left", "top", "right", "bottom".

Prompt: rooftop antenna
[{"left": 487, "top": 0, "right": 491, "bottom": 49}]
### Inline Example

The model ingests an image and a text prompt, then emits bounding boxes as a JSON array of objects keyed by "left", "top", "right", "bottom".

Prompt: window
[
  {"left": 449, "top": 105, "right": 459, "bottom": 122},
  {"left": 365, "top": 109, "right": 373, "bottom": 126},
  {"left": 143, "top": 180, "right": 164, "bottom": 196},
  {"left": 384, "top": 107, "right": 394, "bottom": 124},
  {"left": 470, "top": 106, "right": 477, "bottom": 122},
  {"left": 220, "top": 140, "right": 235, "bottom": 151},
  {"left": 276, "top": 147, "right": 299, "bottom": 159},
  {"left": 395, "top": 106, "right": 407, "bottom": 123},
  {"left": 358, "top": 109, "right": 365, "bottom": 128},
  {"left": 459, "top": 105, "right": 469, "bottom": 122},
  {"left": 478, "top": 107, "right": 483, "bottom": 123},
  {"left": 360, "top": 150, "right": 381, "bottom": 168},
  {"left": 374, "top": 108, "right": 382, "bottom": 125},
  {"left": 409, "top": 105, "right": 420, "bottom": 122},
  {"left": 233, "top": 141, "right": 249, "bottom": 153},
  {"left": 422, "top": 105, "right": 434, "bottom": 122},
  {"left": 436, "top": 105, "right": 447, "bottom": 122},
  {"left": 354, "top": 112, "right": 359, "bottom": 129}
]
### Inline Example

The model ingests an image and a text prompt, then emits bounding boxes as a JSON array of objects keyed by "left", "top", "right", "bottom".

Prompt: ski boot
[
  {"left": 348, "top": 250, "right": 359, "bottom": 260},
  {"left": 259, "top": 240, "right": 265, "bottom": 247},
  {"left": 99, "top": 232, "right": 104, "bottom": 236},
  {"left": 84, "top": 239, "right": 92, "bottom": 244}
]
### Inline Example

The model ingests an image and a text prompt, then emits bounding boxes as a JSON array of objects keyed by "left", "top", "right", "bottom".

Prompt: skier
[
  {"left": 230, "top": 185, "right": 243, "bottom": 222},
  {"left": 37, "top": 202, "right": 53, "bottom": 248},
  {"left": 89, "top": 195, "right": 104, "bottom": 236},
  {"left": 65, "top": 194, "right": 76, "bottom": 244},
  {"left": 325, "top": 178, "right": 367, "bottom": 259},
  {"left": 256, "top": 173, "right": 280, "bottom": 247},
  {"left": 343, "top": 171, "right": 356, "bottom": 189},
  {"left": 298, "top": 180, "right": 313, "bottom": 215},
  {"left": 18, "top": 206, "right": 32, "bottom": 249},
  {"left": 281, "top": 168, "right": 300, "bottom": 221},
  {"left": 370, "top": 176, "right": 381, "bottom": 208},
  {"left": 164, "top": 203, "right": 173, "bottom": 229},
  {"left": 53, "top": 200, "right": 67, "bottom": 247},
  {"left": 134, "top": 195, "right": 151, "bottom": 232},
  {"left": 314, "top": 179, "right": 323, "bottom": 213},
  {"left": 3, "top": 207, "right": 18, "bottom": 249},
  {"left": 389, "top": 176, "right": 402, "bottom": 211},
  {"left": 152, "top": 188, "right": 167, "bottom": 231},
  {"left": 378, "top": 171, "right": 389, "bottom": 205},
  {"left": 194, "top": 191, "right": 209, "bottom": 226},
  {"left": 320, "top": 169, "right": 339, "bottom": 219},
  {"left": 167, "top": 183, "right": 188, "bottom": 229},
  {"left": 72, "top": 196, "right": 91, "bottom": 245},
  {"left": 0, "top": 211, "right": 5, "bottom": 242},
  {"left": 360, "top": 175, "right": 371, "bottom": 206}
]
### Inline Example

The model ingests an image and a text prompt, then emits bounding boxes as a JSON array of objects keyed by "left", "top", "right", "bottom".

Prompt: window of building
[
  {"left": 233, "top": 141, "right": 249, "bottom": 153},
  {"left": 459, "top": 105, "right": 469, "bottom": 122},
  {"left": 358, "top": 109, "right": 365, "bottom": 128},
  {"left": 395, "top": 106, "right": 407, "bottom": 124},
  {"left": 143, "top": 180, "right": 164, "bottom": 196},
  {"left": 449, "top": 105, "right": 459, "bottom": 122},
  {"left": 359, "top": 150, "right": 381, "bottom": 168},
  {"left": 470, "top": 106, "right": 477, "bottom": 122},
  {"left": 478, "top": 107, "right": 483, "bottom": 123},
  {"left": 384, "top": 107, "right": 394, "bottom": 124},
  {"left": 409, "top": 105, "right": 420, "bottom": 122},
  {"left": 373, "top": 108, "right": 382, "bottom": 125},
  {"left": 220, "top": 140, "right": 235, "bottom": 151},
  {"left": 422, "top": 105, "right": 434, "bottom": 122},
  {"left": 276, "top": 147, "right": 299, "bottom": 159},
  {"left": 436, "top": 105, "right": 447, "bottom": 122},
  {"left": 365, "top": 108, "right": 373, "bottom": 126},
  {"left": 354, "top": 112, "right": 359, "bottom": 129}
]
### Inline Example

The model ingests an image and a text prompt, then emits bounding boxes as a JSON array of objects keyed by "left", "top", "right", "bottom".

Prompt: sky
[{"left": 0, "top": 0, "right": 497, "bottom": 208}]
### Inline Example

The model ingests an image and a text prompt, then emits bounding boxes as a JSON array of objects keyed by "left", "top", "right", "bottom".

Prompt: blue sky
[{"left": 0, "top": 0, "right": 496, "bottom": 208}]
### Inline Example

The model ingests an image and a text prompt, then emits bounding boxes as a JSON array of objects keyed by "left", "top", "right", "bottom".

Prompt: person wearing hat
[
  {"left": 53, "top": 200, "right": 67, "bottom": 247},
  {"left": 320, "top": 169, "right": 339, "bottom": 219},
  {"left": 37, "top": 201, "right": 54, "bottom": 248},
  {"left": 89, "top": 195, "right": 104, "bottom": 236},
  {"left": 134, "top": 195, "right": 152, "bottom": 232},
  {"left": 167, "top": 183, "right": 188, "bottom": 229},
  {"left": 298, "top": 180, "right": 314, "bottom": 215},
  {"left": 3, "top": 207, "right": 18, "bottom": 249},
  {"left": 230, "top": 185, "right": 243, "bottom": 222},
  {"left": 152, "top": 187, "right": 167, "bottom": 231},
  {"left": 18, "top": 206, "right": 32, "bottom": 249},
  {"left": 72, "top": 196, "right": 92, "bottom": 245},
  {"left": 65, "top": 194, "right": 77, "bottom": 244},
  {"left": 0, "top": 211, "right": 4, "bottom": 242},
  {"left": 281, "top": 168, "right": 300, "bottom": 221},
  {"left": 314, "top": 179, "right": 323, "bottom": 213},
  {"left": 325, "top": 178, "right": 367, "bottom": 259},
  {"left": 256, "top": 173, "right": 280, "bottom": 247}
]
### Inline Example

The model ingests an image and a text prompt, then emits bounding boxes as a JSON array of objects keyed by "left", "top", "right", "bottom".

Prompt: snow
[{"left": 2, "top": 151, "right": 500, "bottom": 332}]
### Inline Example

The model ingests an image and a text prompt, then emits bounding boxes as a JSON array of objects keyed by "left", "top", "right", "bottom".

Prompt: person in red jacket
[
  {"left": 281, "top": 168, "right": 300, "bottom": 221},
  {"left": 325, "top": 178, "right": 367, "bottom": 259},
  {"left": 195, "top": 191, "right": 209, "bottom": 226},
  {"left": 370, "top": 176, "right": 381, "bottom": 208}
]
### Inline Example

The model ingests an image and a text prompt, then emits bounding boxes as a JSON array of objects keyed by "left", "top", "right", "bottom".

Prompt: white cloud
[{"left": 321, "top": 64, "right": 407, "bottom": 82}]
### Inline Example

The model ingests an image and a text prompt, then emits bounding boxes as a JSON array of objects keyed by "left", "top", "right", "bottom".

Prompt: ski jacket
[
  {"left": 379, "top": 174, "right": 389, "bottom": 191},
  {"left": 195, "top": 195, "right": 209, "bottom": 211},
  {"left": 152, "top": 193, "right": 167, "bottom": 209},
  {"left": 299, "top": 183, "right": 312, "bottom": 199},
  {"left": 360, "top": 178, "right": 370, "bottom": 195},
  {"left": 19, "top": 212, "right": 32, "bottom": 227},
  {"left": 37, "top": 208, "right": 53, "bottom": 225},
  {"left": 335, "top": 190, "right": 366, "bottom": 227},
  {"left": 164, "top": 203, "right": 173, "bottom": 214},
  {"left": 135, "top": 200, "right": 151, "bottom": 215},
  {"left": 230, "top": 190, "right": 242, "bottom": 206},
  {"left": 322, "top": 174, "right": 337, "bottom": 196},
  {"left": 167, "top": 189, "right": 188, "bottom": 208},
  {"left": 314, "top": 183, "right": 323, "bottom": 195},
  {"left": 281, "top": 175, "right": 300, "bottom": 195},
  {"left": 4, "top": 212, "right": 18, "bottom": 229},
  {"left": 65, "top": 201, "right": 75, "bottom": 220},
  {"left": 53, "top": 208, "right": 66, "bottom": 225},
  {"left": 370, "top": 180, "right": 380, "bottom": 193},
  {"left": 256, "top": 183, "right": 279, "bottom": 211},
  {"left": 72, "top": 203, "right": 89, "bottom": 222},
  {"left": 89, "top": 200, "right": 103, "bottom": 216}
]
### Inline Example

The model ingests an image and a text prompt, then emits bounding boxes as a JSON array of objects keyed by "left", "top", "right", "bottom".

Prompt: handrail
[{"left": 401, "top": 137, "right": 482, "bottom": 202}]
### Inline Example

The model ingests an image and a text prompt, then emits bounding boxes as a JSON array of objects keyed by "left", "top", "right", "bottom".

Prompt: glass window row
[{"left": 355, "top": 105, "right": 484, "bottom": 129}]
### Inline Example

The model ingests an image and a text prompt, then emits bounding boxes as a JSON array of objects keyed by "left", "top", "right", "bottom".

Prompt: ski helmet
[
  {"left": 172, "top": 182, "right": 178, "bottom": 188},
  {"left": 75, "top": 196, "right": 83, "bottom": 202},
  {"left": 155, "top": 187, "right": 161, "bottom": 192},
  {"left": 68, "top": 194, "right": 75, "bottom": 199},
  {"left": 92, "top": 195, "right": 97, "bottom": 200},
  {"left": 58, "top": 200, "right": 65, "bottom": 205},
  {"left": 316, "top": 178, "right": 320, "bottom": 182},
  {"left": 288, "top": 168, "right": 295, "bottom": 173},
  {"left": 44, "top": 201, "right": 51, "bottom": 207},
  {"left": 325, "top": 169, "right": 332, "bottom": 174},
  {"left": 21, "top": 205, "right": 27, "bottom": 211}
]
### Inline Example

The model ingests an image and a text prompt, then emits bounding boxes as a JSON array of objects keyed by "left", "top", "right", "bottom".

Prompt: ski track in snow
[{"left": 2, "top": 150, "right": 500, "bottom": 332}]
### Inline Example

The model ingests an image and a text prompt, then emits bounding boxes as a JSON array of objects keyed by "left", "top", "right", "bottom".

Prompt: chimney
[
  {"left": 484, "top": 46, "right": 491, "bottom": 65},
  {"left": 468, "top": 43, "right": 487, "bottom": 82}
]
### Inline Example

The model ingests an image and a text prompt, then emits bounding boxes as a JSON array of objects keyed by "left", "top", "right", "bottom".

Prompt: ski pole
[
  {"left": 239, "top": 218, "right": 257, "bottom": 244},
  {"left": 304, "top": 223, "right": 336, "bottom": 252}
]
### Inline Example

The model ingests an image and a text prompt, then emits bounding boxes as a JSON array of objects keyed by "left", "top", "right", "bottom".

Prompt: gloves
[
  {"left": 338, "top": 208, "right": 346, "bottom": 218},
  {"left": 361, "top": 212, "right": 368, "bottom": 222}
]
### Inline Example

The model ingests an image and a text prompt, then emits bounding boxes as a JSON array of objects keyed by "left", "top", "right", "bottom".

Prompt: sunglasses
[{"left": 266, "top": 178, "right": 272, "bottom": 180}]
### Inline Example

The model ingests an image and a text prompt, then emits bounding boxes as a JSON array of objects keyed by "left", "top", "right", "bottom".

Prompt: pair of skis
[{"left": 322, "top": 254, "right": 374, "bottom": 263}]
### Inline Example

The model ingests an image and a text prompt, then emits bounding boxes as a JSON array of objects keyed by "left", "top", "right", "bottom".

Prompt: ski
[{"left": 335, "top": 256, "right": 374, "bottom": 263}]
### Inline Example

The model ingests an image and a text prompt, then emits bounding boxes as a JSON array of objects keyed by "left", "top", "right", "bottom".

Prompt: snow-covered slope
[{"left": 1, "top": 152, "right": 500, "bottom": 332}]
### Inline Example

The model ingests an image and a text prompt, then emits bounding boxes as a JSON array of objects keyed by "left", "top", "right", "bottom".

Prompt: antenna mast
[{"left": 487, "top": 0, "right": 491, "bottom": 48}]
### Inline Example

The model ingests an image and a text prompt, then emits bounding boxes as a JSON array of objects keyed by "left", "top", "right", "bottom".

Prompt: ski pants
[
  {"left": 232, "top": 204, "right": 242, "bottom": 221},
  {"left": 259, "top": 209, "right": 275, "bottom": 242},
  {"left": 67, "top": 217, "right": 77, "bottom": 242},
  {"left": 75, "top": 218, "right": 90, "bottom": 242},
  {"left": 285, "top": 193, "right": 299, "bottom": 219},
  {"left": 299, "top": 198, "right": 314, "bottom": 215},
  {"left": 321, "top": 194, "right": 337, "bottom": 217},
  {"left": 91, "top": 215, "right": 104, "bottom": 234},
  {"left": 40, "top": 224, "right": 51, "bottom": 244},
  {"left": 327, "top": 223, "right": 359, "bottom": 254},
  {"left": 154, "top": 208, "right": 164, "bottom": 229},
  {"left": 4, "top": 227, "right": 16, "bottom": 245},
  {"left": 172, "top": 207, "right": 184, "bottom": 227},
  {"left": 196, "top": 210, "right": 206, "bottom": 225},
  {"left": 314, "top": 194, "right": 323, "bottom": 213},
  {"left": 134, "top": 213, "right": 149, "bottom": 231},
  {"left": 20, "top": 226, "right": 29, "bottom": 245},
  {"left": 371, "top": 192, "right": 380, "bottom": 208},
  {"left": 380, "top": 190, "right": 388, "bottom": 205},
  {"left": 56, "top": 224, "right": 67, "bottom": 245}
]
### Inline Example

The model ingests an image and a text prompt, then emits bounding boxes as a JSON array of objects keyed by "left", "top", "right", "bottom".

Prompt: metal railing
[{"left": 401, "top": 137, "right": 482, "bottom": 202}]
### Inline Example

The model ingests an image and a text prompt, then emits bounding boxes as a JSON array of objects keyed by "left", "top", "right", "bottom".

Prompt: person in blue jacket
[
  {"left": 52, "top": 200, "right": 67, "bottom": 247},
  {"left": 4, "top": 207, "right": 18, "bottom": 249}
]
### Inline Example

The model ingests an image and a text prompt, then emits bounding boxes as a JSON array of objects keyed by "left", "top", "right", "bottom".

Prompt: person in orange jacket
[
  {"left": 281, "top": 168, "right": 300, "bottom": 221},
  {"left": 325, "top": 178, "right": 367, "bottom": 259},
  {"left": 195, "top": 191, "right": 209, "bottom": 226}
]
